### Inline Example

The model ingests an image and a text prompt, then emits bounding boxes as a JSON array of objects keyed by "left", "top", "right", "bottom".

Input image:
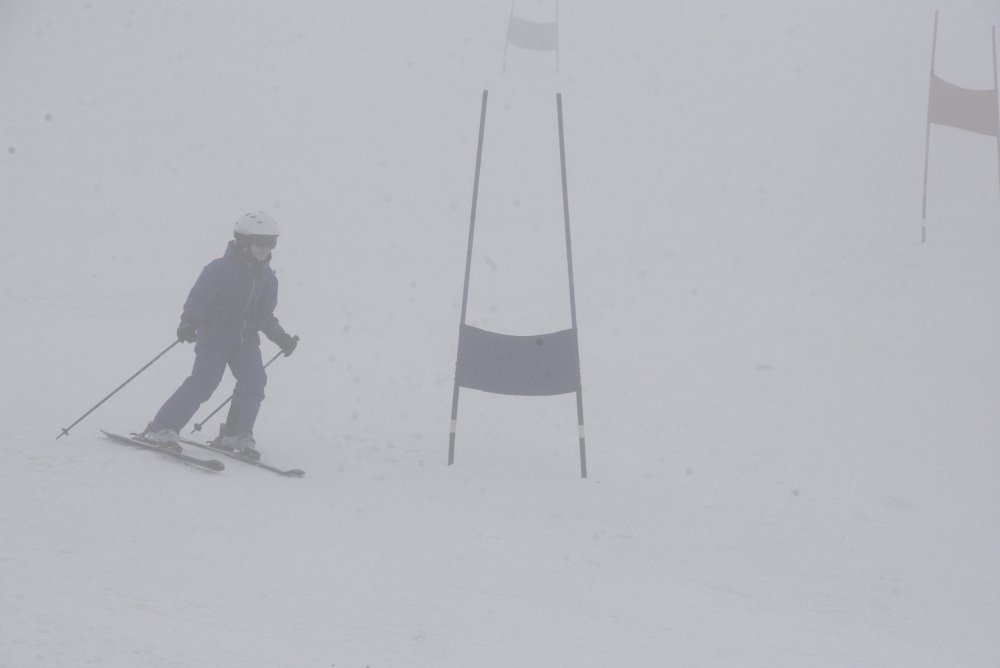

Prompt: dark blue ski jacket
[{"left": 180, "top": 241, "right": 285, "bottom": 347}]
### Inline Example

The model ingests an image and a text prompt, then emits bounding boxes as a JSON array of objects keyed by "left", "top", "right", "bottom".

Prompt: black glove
[
  {"left": 277, "top": 333, "right": 299, "bottom": 357},
  {"left": 177, "top": 321, "right": 197, "bottom": 343}
]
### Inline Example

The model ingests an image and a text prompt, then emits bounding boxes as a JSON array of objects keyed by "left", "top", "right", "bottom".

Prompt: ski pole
[
  {"left": 56, "top": 339, "right": 183, "bottom": 439},
  {"left": 190, "top": 349, "right": 285, "bottom": 433}
]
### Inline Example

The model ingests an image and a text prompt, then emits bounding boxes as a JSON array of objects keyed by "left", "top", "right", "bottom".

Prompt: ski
[
  {"left": 100, "top": 430, "right": 226, "bottom": 472},
  {"left": 178, "top": 437, "right": 305, "bottom": 477}
]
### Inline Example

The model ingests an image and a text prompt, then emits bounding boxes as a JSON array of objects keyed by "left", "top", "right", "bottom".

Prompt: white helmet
[
  {"left": 234, "top": 211, "right": 280, "bottom": 237},
  {"left": 233, "top": 211, "right": 280, "bottom": 250}
]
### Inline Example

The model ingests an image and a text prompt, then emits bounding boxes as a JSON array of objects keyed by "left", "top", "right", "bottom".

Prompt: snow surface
[{"left": 3, "top": 1, "right": 1000, "bottom": 666}]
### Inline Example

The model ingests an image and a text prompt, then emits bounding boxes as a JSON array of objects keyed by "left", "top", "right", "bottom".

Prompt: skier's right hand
[{"left": 177, "top": 321, "right": 197, "bottom": 343}]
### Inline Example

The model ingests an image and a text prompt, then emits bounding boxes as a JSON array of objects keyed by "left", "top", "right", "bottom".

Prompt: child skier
[{"left": 144, "top": 211, "right": 299, "bottom": 459}]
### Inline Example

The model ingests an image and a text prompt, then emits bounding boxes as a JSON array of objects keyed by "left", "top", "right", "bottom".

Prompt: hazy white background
[{"left": 2, "top": 1, "right": 999, "bottom": 666}]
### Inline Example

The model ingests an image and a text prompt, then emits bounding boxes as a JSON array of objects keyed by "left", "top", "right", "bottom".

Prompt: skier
[{"left": 143, "top": 211, "right": 299, "bottom": 459}]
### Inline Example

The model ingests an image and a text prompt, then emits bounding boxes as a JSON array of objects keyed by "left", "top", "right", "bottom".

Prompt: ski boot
[
  {"left": 215, "top": 424, "right": 261, "bottom": 460},
  {"left": 142, "top": 425, "right": 183, "bottom": 453}
]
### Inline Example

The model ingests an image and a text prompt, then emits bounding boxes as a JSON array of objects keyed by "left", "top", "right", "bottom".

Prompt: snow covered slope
[{"left": 2, "top": 1, "right": 1000, "bottom": 666}]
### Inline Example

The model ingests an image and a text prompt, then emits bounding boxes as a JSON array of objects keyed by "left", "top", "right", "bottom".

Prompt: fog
[{"left": 2, "top": 1, "right": 999, "bottom": 666}]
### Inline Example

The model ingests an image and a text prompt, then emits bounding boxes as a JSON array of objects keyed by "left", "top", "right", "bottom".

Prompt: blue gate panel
[{"left": 456, "top": 324, "right": 579, "bottom": 396}]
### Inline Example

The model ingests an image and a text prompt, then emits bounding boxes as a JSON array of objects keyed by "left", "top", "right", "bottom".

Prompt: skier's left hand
[{"left": 278, "top": 333, "right": 299, "bottom": 357}]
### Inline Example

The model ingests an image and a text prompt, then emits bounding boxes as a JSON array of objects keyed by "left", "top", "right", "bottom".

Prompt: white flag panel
[{"left": 507, "top": 15, "right": 558, "bottom": 52}]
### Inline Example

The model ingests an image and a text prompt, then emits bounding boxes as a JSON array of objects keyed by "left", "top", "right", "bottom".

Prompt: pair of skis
[{"left": 100, "top": 430, "right": 305, "bottom": 477}]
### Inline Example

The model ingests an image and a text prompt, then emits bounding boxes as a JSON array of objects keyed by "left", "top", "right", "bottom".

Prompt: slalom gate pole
[
  {"left": 190, "top": 349, "right": 284, "bottom": 433},
  {"left": 992, "top": 26, "right": 999, "bottom": 215},
  {"left": 557, "top": 92, "right": 588, "bottom": 479},
  {"left": 921, "top": 10, "right": 939, "bottom": 241},
  {"left": 449, "top": 89, "right": 489, "bottom": 466},
  {"left": 56, "top": 339, "right": 183, "bottom": 439}
]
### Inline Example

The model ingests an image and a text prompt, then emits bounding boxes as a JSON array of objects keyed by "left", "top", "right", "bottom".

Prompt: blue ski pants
[{"left": 151, "top": 341, "right": 266, "bottom": 436}]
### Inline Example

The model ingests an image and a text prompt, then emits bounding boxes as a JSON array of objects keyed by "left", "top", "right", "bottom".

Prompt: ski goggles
[{"left": 249, "top": 235, "right": 278, "bottom": 249}]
